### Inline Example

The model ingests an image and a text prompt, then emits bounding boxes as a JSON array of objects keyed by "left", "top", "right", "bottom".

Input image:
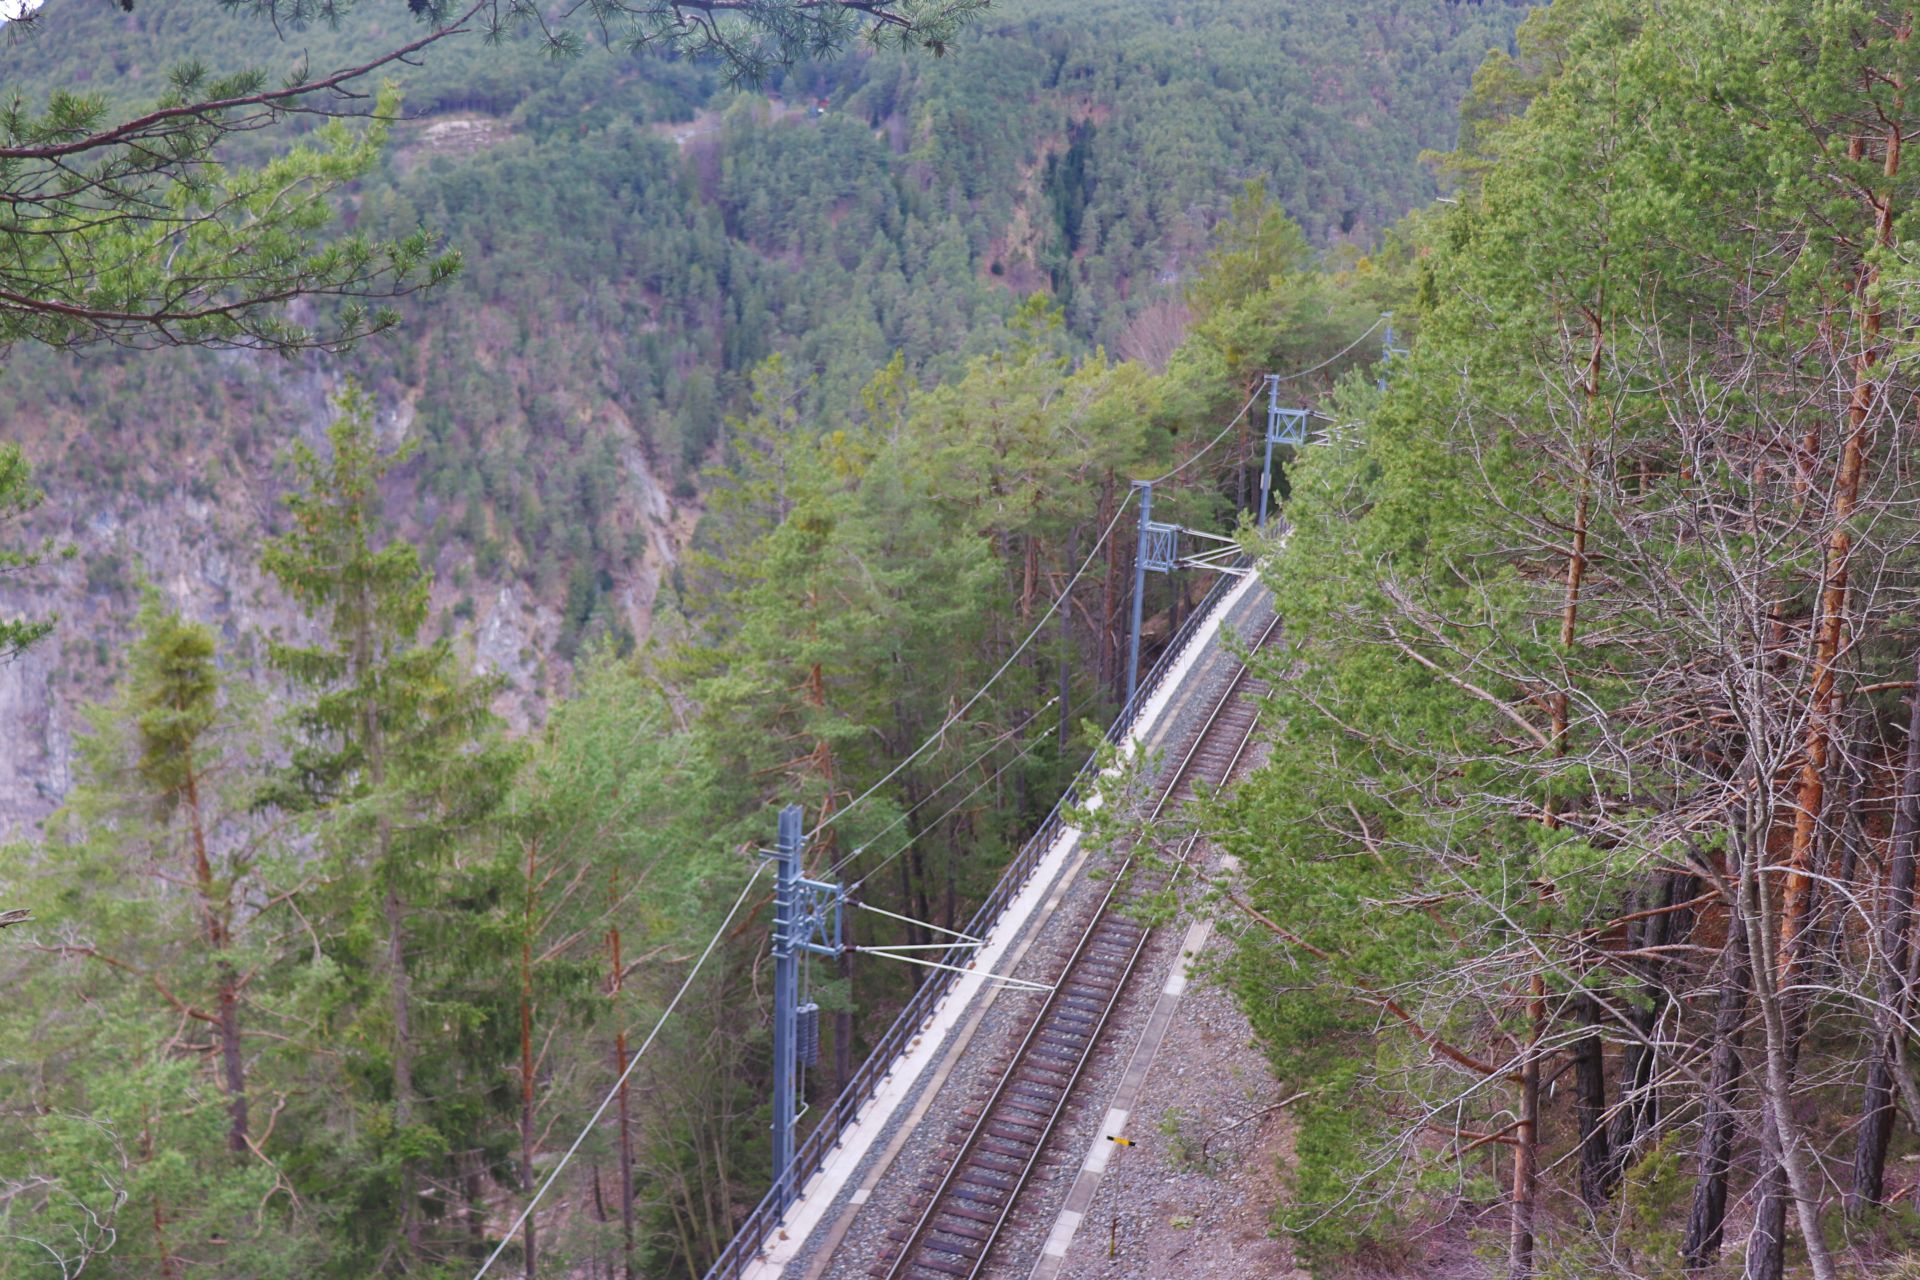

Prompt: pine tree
[
  {"left": 0, "top": 591, "right": 316, "bottom": 1279},
  {"left": 503, "top": 652, "right": 735, "bottom": 1275},
  {"left": 0, "top": 443, "right": 58, "bottom": 662}
]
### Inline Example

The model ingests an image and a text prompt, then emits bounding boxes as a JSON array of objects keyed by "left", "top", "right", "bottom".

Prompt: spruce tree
[{"left": 261, "top": 382, "right": 516, "bottom": 1270}]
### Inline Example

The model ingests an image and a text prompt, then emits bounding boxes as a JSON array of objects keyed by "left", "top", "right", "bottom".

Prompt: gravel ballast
[{"left": 776, "top": 583, "right": 1279, "bottom": 1280}]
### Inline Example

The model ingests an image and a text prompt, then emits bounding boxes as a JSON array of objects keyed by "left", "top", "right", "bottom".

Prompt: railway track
[{"left": 874, "top": 609, "right": 1282, "bottom": 1280}]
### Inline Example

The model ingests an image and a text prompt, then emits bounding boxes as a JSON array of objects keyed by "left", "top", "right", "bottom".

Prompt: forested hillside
[
  {"left": 1218, "top": 1, "right": 1920, "bottom": 1275},
  {"left": 24, "top": 0, "right": 1920, "bottom": 1278},
  {"left": 0, "top": 2, "right": 1549, "bottom": 1278},
  {"left": 0, "top": 0, "right": 1528, "bottom": 826}
]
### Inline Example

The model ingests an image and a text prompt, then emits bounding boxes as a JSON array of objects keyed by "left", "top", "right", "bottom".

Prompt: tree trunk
[
  {"left": 464, "top": 1147, "right": 488, "bottom": 1245},
  {"left": 521, "top": 841, "right": 538, "bottom": 1280},
  {"left": 613, "top": 1034, "right": 635, "bottom": 1278},
  {"left": 1509, "top": 973, "right": 1543, "bottom": 1278},
  {"left": 1684, "top": 924, "right": 1750, "bottom": 1272},
  {"left": 1808, "top": 735, "right": 1865, "bottom": 989},
  {"left": 386, "top": 878, "right": 421, "bottom": 1254},
  {"left": 1778, "top": 87, "right": 1900, "bottom": 977},
  {"left": 1742, "top": 813, "right": 1841, "bottom": 1280},
  {"left": 1744, "top": 1159, "right": 1789, "bottom": 1280},
  {"left": 360, "top": 590, "right": 422, "bottom": 1258},
  {"left": 1102, "top": 492, "right": 1120, "bottom": 701},
  {"left": 1850, "top": 651, "right": 1920, "bottom": 1215},
  {"left": 1236, "top": 428, "right": 1248, "bottom": 513},
  {"left": 943, "top": 842, "right": 958, "bottom": 935},
  {"left": 216, "top": 962, "right": 248, "bottom": 1153},
  {"left": 1607, "top": 873, "right": 1692, "bottom": 1182},
  {"left": 1572, "top": 995, "right": 1611, "bottom": 1211},
  {"left": 607, "top": 876, "right": 636, "bottom": 1280},
  {"left": 386, "top": 888, "right": 415, "bottom": 1114},
  {"left": 183, "top": 763, "right": 249, "bottom": 1154},
  {"left": 910, "top": 845, "right": 934, "bottom": 979},
  {"left": 1756, "top": 90, "right": 1904, "bottom": 1280},
  {"left": 143, "top": 1114, "right": 178, "bottom": 1280},
  {"left": 1059, "top": 527, "right": 1079, "bottom": 752},
  {"left": 1552, "top": 435, "right": 1598, "bottom": 1214},
  {"left": 604, "top": 884, "right": 635, "bottom": 1275}
]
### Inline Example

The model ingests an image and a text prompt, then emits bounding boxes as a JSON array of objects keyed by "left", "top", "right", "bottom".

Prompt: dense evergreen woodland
[
  {"left": 0, "top": 0, "right": 1522, "bottom": 668},
  {"left": 19, "top": 0, "right": 1920, "bottom": 1278},
  {"left": 1222, "top": 2, "right": 1920, "bottom": 1276}
]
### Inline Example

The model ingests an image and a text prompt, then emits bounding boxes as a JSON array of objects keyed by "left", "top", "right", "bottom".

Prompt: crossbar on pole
[
  {"left": 860, "top": 941, "right": 985, "bottom": 953},
  {"left": 851, "top": 947, "right": 1056, "bottom": 993},
  {"left": 852, "top": 899, "right": 985, "bottom": 944}
]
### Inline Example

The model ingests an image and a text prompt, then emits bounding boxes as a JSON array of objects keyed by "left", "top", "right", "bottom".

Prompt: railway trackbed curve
[{"left": 873, "top": 610, "right": 1282, "bottom": 1280}]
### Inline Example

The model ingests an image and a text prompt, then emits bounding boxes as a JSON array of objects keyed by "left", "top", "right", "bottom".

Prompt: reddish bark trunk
[
  {"left": 607, "top": 869, "right": 636, "bottom": 1280},
  {"left": 1849, "top": 650, "right": 1920, "bottom": 1214},
  {"left": 182, "top": 763, "right": 249, "bottom": 1154},
  {"left": 1509, "top": 973, "right": 1543, "bottom": 1277},
  {"left": 1780, "top": 106, "right": 1901, "bottom": 974}
]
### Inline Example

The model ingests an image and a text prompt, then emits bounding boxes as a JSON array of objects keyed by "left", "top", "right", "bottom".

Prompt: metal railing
[{"left": 699, "top": 562, "right": 1251, "bottom": 1280}]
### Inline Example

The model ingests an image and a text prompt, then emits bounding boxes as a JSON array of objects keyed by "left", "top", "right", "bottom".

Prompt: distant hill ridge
[{"left": 0, "top": 0, "right": 1532, "bottom": 830}]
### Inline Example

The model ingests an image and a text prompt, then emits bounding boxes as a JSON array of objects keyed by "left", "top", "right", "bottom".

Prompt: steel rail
[
  {"left": 702, "top": 567, "right": 1257, "bottom": 1280},
  {"left": 878, "top": 610, "right": 1282, "bottom": 1280}
]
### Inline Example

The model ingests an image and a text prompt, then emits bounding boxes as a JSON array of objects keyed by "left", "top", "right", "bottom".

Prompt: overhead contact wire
[
  {"left": 823, "top": 696, "right": 1058, "bottom": 881},
  {"left": 471, "top": 861, "right": 769, "bottom": 1280},
  {"left": 1267, "top": 312, "right": 1389, "bottom": 384},
  {"left": 848, "top": 728, "right": 1053, "bottom": 894},
  {"left": 814, "top": 315, "right": 1385, "bottom": 841},
  {"left": 1141, "top": 381, "right": 1265, "bottom": 486},
  {"left": 811, "top": 496, "right": 1135, "bottom": 841}
]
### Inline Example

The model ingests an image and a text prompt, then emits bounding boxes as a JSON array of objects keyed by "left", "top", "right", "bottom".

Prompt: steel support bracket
[
  {"left": 777, "top": 874, "right": 844, "bottom": 959},
  {"left": 764, "top": 805, "right": 845, "bottom": 1217},
  {"left": 1378, "top": 314, "right": 1408, "bottom": 390},
  {"left": 1266, "top": 405, "right": 1309, "bottom": 446},
  {"left": 1140, "top": 520, "right": 1181, "bottom": 574}
]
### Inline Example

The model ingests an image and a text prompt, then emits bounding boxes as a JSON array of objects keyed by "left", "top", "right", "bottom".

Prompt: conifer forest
[{"left": 18, "top": 0, "right": 1920, "bottom": 1277}]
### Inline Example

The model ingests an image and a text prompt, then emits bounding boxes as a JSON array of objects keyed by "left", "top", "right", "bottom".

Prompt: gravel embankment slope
[{"left": 1048, "top": 922, "right": 1303, "bottom": 1280}]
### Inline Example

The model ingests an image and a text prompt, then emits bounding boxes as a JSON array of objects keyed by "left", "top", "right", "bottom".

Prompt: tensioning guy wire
[{"left": 470, "top": 861, "right": 768, "bottom": 1280}]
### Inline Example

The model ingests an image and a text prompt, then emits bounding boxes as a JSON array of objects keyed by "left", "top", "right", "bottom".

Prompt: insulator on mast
[{"left": 796, "top": 1002, "right": 821, "bottom": 1067}]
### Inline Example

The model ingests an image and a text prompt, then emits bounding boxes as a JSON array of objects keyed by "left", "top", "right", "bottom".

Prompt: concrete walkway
[{"left": 740, "top": 569, "right": 1266, "bottom": 1280}]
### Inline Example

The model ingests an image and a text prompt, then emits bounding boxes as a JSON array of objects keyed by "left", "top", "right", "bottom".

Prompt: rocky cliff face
[{"left": 0, "top": 346, "right": 691, "bottom": 838}]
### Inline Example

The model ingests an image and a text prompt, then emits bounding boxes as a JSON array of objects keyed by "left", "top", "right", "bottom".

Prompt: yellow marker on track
[{"left": 1106, "top": 1135, "right": 1133, "bottom": 1146}]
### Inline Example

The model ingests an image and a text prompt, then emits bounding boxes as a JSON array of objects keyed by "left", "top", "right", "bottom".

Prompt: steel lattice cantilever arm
[
  {"left": 1140, "top": 520, "right": 1181, "bottom": 573},
  {"left": 1266, "top": 404, "right": 1309, "bottom": 445},
  {"left": 780, "top": 874, "right": 845, "bottom": 959}
]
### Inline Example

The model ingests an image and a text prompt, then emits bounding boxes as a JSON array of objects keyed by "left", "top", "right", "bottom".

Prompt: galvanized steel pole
[
  {"left": 768, "top": 804, "right": 803, "bottom": 1213},
  {"left": 1124, "top": 480, "right": 1152, "bottom": 714},
  {"left": 1258, "top": 374, "right": 1279, "bottom": 528}
]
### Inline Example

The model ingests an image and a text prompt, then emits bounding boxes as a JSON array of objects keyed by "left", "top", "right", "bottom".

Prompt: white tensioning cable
[
  {"left": 813, "top": 316, "right": 1386, "bottom": 843},
  {"left": 470, "top": 861, "right": 769, "bottom": 1280},
  {"left": 811, "top": 497, "right": 1135, "bottom": 842},
  {"left": 850, "top": 947, "right": 1056, "bottom": 992},
  {"left": 851, "top": 898, "right": 984, "bottom": 943}
]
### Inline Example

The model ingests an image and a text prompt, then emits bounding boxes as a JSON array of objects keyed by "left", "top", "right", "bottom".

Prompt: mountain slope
[{"left": 0, "top": 0, "right": 1532, "bottom": 830}]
